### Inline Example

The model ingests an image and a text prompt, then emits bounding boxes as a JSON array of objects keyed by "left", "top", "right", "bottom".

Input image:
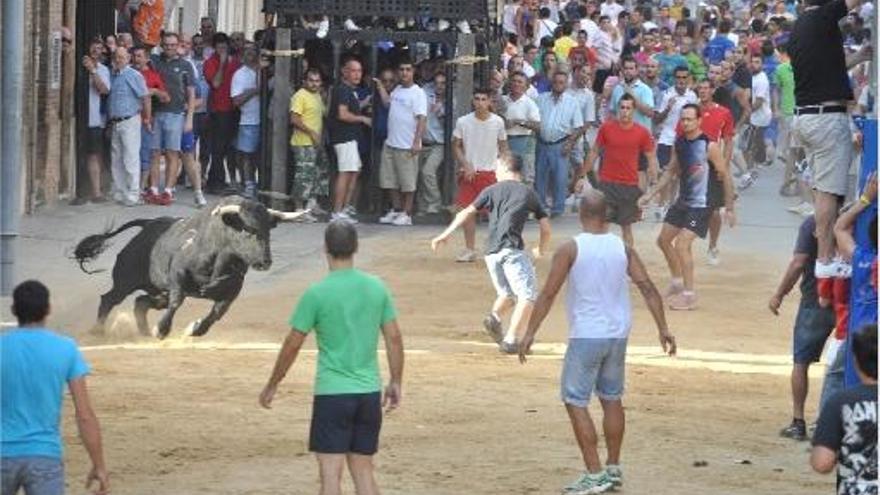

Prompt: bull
[{"left": 72, "top": 197, "right": 307, "bottom": 339}]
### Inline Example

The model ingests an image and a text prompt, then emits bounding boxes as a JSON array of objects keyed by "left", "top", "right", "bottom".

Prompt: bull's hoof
[{"left": 183, "top": 319, "right": 203, "bottom": 337}]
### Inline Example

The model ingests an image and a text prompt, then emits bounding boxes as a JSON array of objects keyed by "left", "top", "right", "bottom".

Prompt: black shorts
[
  {"left": 309, "top": 392, "right": 382, "bottom": 455},
  {"left": 656, "top": 144, "right": 673, "bottom": 169},
  {"left": 707, "top": 176, "right": 724, "bottom": 209},
  {"left": 86, "top": 127, "right": 105, "bottom": 155},
  {"left": 593, "top": 69, "right": 612, "bottom": 94},
  {"left": 664, "top": 203, "right": 711, "bottom": 238},
  {"left": 598, "top": 181, "right": 642, "bottom": 226}
]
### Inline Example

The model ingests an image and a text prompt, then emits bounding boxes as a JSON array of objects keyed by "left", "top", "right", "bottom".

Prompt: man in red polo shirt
[
  {"left": 579, "top": 94, "right": 658, "bottom": 247},
  {"left": 132, "top": 47, "right": 169, "bottom": 192},
  {"left": 202, "top": 32, "right": 241, "bottom": 193}
]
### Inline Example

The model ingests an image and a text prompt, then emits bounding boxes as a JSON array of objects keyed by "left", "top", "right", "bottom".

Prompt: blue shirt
[
  {"left": 609, "top": 80, "right": 655, "bottom": 132},
  {"left": 655, "top": 53, "right": 689, "bottom": 87},
  {"left": 536, "top": 91, "right": 584, "bottom": 142},
  {"left": 703, "top": 35, "right": 735, "bottom": 65},
  {"left": 1, "top": 328, "right": 90, "bottom": 459},
  {"left": 108, "top": 65, "right": 148, "bottom": 119}
]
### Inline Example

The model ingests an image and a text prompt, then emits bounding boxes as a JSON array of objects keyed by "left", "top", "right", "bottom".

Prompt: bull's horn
[
  {"left": 211, "top": 204, "right": 242, "bottom": 216},
  {"left": 267, "top": 208, "right": 311, "bottom": 222}
]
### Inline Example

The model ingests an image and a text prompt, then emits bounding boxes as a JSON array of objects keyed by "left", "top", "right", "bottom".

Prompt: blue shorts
[
  {"left": 561, "top": 338, "right": 628, "bottom": 407},
  {"left": 236, "top": 124, "right": 260, "bottom": 153},
  {"left": 309, "top": 392, "right": 381, "bottom": 455},
  {"left": 1, "top": 456, "right": 64, "bottom": 495},
  {"left": 180, "top": 130, "right": 196, "bottom": 153},
  {"left": 151, "top": 112, "right": 184, "bottom": 152},
  {"left": 792, "top": 302, "right": 835, "bottom": 364},
  {"left": 140, "top": 125, "right": 154, "bottom": 171}
]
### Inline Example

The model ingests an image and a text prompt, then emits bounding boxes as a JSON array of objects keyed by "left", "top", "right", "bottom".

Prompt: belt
[
  {"left": 422, "top": 142, "right": 443, "bottom": 146},
  {"left": 794, "top": 105, "right": 847, "bottom": 116},
  {"left": 508, "top": 134, "right": 533, "bottom": 139},
  {"left": 108, "top": 114, "right": 138, "bottom": 124},
  {"left": 538, "top": 136, "right": 568, "bottom": 145}
]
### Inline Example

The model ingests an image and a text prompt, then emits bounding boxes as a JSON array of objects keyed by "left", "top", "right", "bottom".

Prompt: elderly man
[
  {"left": 504, "top": 71, "right": 542, "bottom": 187},
  {"left": 536, "top": 70, "right": 585, "bottom": 217},
  {"left": 418, "top": 70, "right": 448, "bottom": 214},
  {"left": 107, "top": 47, "right": 150, "bottom": 206},
  {"left": 230, "top": 45, "right": 262, "bottom": 199}
]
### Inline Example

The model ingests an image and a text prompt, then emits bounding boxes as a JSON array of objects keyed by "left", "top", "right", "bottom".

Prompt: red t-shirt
[
  {"left": 202, "top": 53, "right": 241, "bottom": 112},
  {"left": 141, "top": 65, "right": 165, "bottom": 92},
  {"left": 818, "top": 276, "right": 851, "bottom": 340},
  {"left": 675, "top": 102, "right": 734, "bottom": 142},
  {"left": 596, "top": 120, "right": 654, "bottom": 186}
]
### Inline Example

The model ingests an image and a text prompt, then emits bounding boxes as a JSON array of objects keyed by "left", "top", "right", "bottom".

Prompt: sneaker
[
  {"left": 779, "top": 419, "right": 807, "bottom": 441},
  {"left": 437, "top": 19, "right": 451, "bottom": 31},
  {"left": 668, "top": 292, "right": 698, "bottom": 311},
  {"left": 482, "top": 314, "right": 503, "bottom": 344},
  {"left": 562, "top": 471, "right": 613, "bottom": 494},
  {"left": 316, "top": 17, "right": 329, "bottom": 38},
  {"left": 456, "top": 20, "right": 472, "bottom": 33},
  {"left": 605, "top": 465, "right": 623, "bottom": 488},
  {"left": 194, "top": 190, "right": 207, "bottom": 208},
  {"left": 142, "top": 189, "right": 159, "bottom": 204},
  {"left": 344, "top": 18, "right": 361, "bottom": 31},
  {"left": 157, "top": 191, "right": 173, "bottom": 206},
  {"left": 331, "top": 212, "right": 358, "bottom": 224},
  {"left": 499, "top": 341, "right": 518, "bottom": 354},
  {"left": 343, "top": 204, "right": 357, "bottom": 217},
  {"left": 664, "top": 281, "right": 685, "bottom": 298},
  {"left": 737, "top": 173, "right": 755, "bottom": 191},
  {"left": 379, "top": 210, "right": 401, "bottom": 224},
  {"left": 707, "top": 247, "right": 721, "bottom": 266},
  {"left": 391, "top": 213, "right": 413, "bottom": 226},
  {"left": 786, "top": 201, "right": 811, "bottom": 215},
  {"left": 456, "top": 249, "right": 477, "bottom": 263}
]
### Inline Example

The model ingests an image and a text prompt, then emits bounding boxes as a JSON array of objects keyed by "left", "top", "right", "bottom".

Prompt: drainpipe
[{"left": 1, "top": 0, "right": 25, "bottom": 295}]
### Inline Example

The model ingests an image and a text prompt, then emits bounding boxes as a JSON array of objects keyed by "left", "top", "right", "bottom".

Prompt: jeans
[
  {"left": 818, "top": 339, "right": 846, "bottom": 415},
  {"left": 508, "top": 135, "right": 536, "bottom": 185},
  {"left": 1, "top": 457, "right": 64, "bottom": 495},
  {"left": 536, "top": 141, "right": 569, "bottom": 215}
]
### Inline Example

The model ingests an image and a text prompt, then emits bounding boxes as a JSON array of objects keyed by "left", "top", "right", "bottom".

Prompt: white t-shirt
[
  {"left": 536, "top": 18, "right": 558, "bottom": 41},
  {"left": 231, "top": 65, "right": 260, "bottom": 126},
  {"left": 504, "top": 94, "right": 542, "bottom": 137},
  {"left": 452, "top": 112, "right": 507, "bottom": 171},
  {"left": 750, "top": 71, "right": 772, "bottom": 127},
  {"left": 502, "top": 3, "right": 519, "bottom": 34},
  {"left": 601, "top": 1, "right": 624, "bottom": 24},
  {"left": 579, "top": 18, "right": 601, "bottom": 46},
  {"left": 386, "top": 83, "right": 428, "bottom": 149},
  {"left": 657, "top": 88, "right": 698, "bottom": 145},
  {"left": 522, "top": 63, "right": 536, "bottom": 79},
  {"left": 89, "top": 63, "right": 111, "bottom": 128}
]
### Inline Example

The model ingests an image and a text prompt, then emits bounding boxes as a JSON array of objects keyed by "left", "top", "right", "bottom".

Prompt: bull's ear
[{"left": 221, "top": 212, "right": 246, "bottom": 231}]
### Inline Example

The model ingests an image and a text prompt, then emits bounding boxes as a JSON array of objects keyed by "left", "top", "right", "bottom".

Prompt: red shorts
[{"left": 455, "top": 171, "right": 497, "bottom": 208}]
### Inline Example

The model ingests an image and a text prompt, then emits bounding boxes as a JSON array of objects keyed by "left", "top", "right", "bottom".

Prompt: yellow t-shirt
[
  {"left": 289, "top": 88, "right": 324, "bottom": 147},
  {"left": 554, "top": 36, "right": 577, "bottom": 61},
  {"left": 669, "top": 5, "right": 683, "bottom": 21}
]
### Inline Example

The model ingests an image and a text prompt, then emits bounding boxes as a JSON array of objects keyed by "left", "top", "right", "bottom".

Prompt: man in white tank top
[{"left": 519, "top": 190, "right": 676, "bottom": 494}]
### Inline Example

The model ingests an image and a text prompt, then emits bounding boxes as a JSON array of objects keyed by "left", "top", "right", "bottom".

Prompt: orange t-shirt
[{"left": 133, "top": 0, "right": 164, "bottom": 47}]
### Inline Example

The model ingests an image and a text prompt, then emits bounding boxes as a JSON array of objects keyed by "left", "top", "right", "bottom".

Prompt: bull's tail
[{"left": 72, "top": 219, "right": 153, "bottom": 274}]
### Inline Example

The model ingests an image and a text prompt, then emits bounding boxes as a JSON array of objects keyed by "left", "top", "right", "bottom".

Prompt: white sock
[
  {"left": 503, "top": 329, "right": 517, "bottom": 344},
  {"left": 682, "top": 290, "right": 695, "bottom": 297},
  {"left": 671, "top": 277, "right": 684, "bottom": 287}
]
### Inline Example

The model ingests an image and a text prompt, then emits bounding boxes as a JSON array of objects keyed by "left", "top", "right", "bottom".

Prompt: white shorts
[{"left": 333, "top": 140, "right": 362, "bottom": 173}]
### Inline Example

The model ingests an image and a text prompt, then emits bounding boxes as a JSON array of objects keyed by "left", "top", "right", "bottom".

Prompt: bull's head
[{"left": 211, "top": 201, "right": 309, "bottom": 271}]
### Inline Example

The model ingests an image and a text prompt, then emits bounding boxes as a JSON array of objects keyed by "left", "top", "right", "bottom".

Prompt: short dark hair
[
  {"left": 397, "top": 56, "right": 414, "bottom": 68},
  {"left": 324, "top": 221, "right": 358, "bottom": 259},
  {"left": 212, "top": 32, "right": 229, "bottom": 47},
  {"left": 681, "top": 103, "right": 701, "bottom": 118},
  {"left": 13, "top": 280, "right": 50, "bottom": 325},
  {"left": 719, "top": 19, "right": 732, "bottom": 33},
  {"left": 853, "top": 323, "right": 878, "bottom": 380},
  {"left": 619, "top": 93, "right": 636, "bottom": 105},
  {"left": 473, "top": 87, "right": 491, "bottom": 97},
  {"left": 674, "top": 65, "right": 690, "bottom": 76},
  {"left": 500, "top": 153, "right": 524, "bottom": 175}
]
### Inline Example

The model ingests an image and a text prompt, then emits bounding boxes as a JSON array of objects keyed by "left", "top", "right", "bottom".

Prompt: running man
[
  {"left": 519, "top": 190, "right": 676, "bottom": 494},
  {"left": 260, "top": 221, "right": 404, "bottom": 495},
  {"left": 639, "top": 104, "right": 736, "bottom": 310},
  {"left": 431, "top": 157, "right": 551, "bottom": 353}
]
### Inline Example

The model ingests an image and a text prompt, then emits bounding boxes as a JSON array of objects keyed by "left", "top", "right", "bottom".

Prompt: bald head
[
  {"left": 112, "top": 47, "right": 130, "bottom": 70},
  {"left": 579, "top": 189, "right": 608, "bottom": 221}
]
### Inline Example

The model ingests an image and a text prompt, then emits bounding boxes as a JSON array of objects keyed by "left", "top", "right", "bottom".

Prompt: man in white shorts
[
  {"left": 520, "top": 190, "right": 676, "bottom": 494},
  {"left": 330, "top": 59, "right": 372, "bottom": 223}
]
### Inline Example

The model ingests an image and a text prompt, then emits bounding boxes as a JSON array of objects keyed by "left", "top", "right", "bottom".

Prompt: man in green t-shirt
[
  {"left": 260, "top": 221, "right": 404, "bottom": 495},
  {"left": 773, "top": 43, "right": 798, "bottom": 197}
]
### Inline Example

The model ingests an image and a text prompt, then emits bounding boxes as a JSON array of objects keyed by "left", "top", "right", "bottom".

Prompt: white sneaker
[
  {"left": 707, "top": 247, "right": 721, "bottom": 266},
  {"left": 316, "top": 17, "right": 330, "bottom": 38},
  {"left": 194, "top": 190, "right": 207, "bottom": 208},
  {"left": 343, "top": 205, "right": 357, "bottom": 217},
  {"left": 344, "top": 18, "right": 361, "bottom": 31},
  {"left": 331, "top": 212, "right": 358, "bottom": 224},
  {"left": 456, "top": 20, "right": 472, "bottom": 33},
  {"left": 379, "top": 210, "right": 401, "bottom": 224},
  {"left": 437, "top": 19, "right": 451, "bottom": 31},
  {"left": 391, "top": 213, "right": 412, "bottom": 226},
  {"left": 456, "top": 249, "right": 477, "bottom": 263}
]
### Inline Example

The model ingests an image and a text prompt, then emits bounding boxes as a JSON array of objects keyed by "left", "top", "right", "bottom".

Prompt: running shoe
[
  {"left": 391, "top": 213, "right": 413, "bottom": 226},
  {"left": 482, "top": 314, "right": 504, "bottom": 343},
  {"left": 194, "top": 190, "right": 207, "bottom": 208},
  {"left": 499, "top": 341, "right": 518, "bottom": 355},
  {"left": 707, "top": 247, "right": 721, "bottom": 266},
  {"left": 456, "top": 249, "right": 477, "bottom": 263},
  {"left": 668, "top": 292, "right": 698, "bottom": 311},
  {"left": 344, "top": 18, "right": 361, "bottom": 31},
  {"left": 156, "top": 191, "right": 173, "bottom": 206},
  {"left": 343, "top": 204, "right": 357, "bottom": 217},
  {"left": 737, "top": 173, "right": 756, "bottom": 191},
  {"left": 779, "top": 420, "right": 808, "bottom": 441},
  {"left": 562, "top": 471, "right": 613, "bottom": 494},
  {"left": 379, "top": 210, "right": 401, "bottom": 224},
  {"left": 605, "top": 465, "right": 623, "bottom": 488},
  {"left": 331, "top": 212, "right": 358, "bottom": 224}
]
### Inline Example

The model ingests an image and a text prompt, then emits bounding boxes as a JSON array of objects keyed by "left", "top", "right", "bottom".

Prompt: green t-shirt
[
  {"left": 773, "top": 62, "right": 795, "bottom": 116},
  {"left": 289, "top": 268, "right": 397, "bottom": 395}
]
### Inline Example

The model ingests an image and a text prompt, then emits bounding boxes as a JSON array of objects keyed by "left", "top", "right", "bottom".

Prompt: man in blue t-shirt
[{"left": 1, "top": 280, "right": 109, "bottom": 495}]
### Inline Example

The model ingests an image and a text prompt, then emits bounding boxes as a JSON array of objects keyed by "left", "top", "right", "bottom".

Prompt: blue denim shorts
[
  {"left": 236, "top": 124, "right": 261, "bottom": 153},
  {"left": 792, "top": 302, "right": 835, "bottom": 364},
  {"left": 561, "top": 338, "right": 628, "bottom": 407},
  {"left": 140, "top": 125, "right": 154, "bottom": 170},
  {"left": 151, "top": 112, "right": 184, "bottom": 152},
  {"left": 180, "top": 130, "right": 196, "bottom": 153},
  {"left": 484, "top": 248, "right": 538, "bottom": 302},
  {"left": 1, "top": 456, "right": 64, "bottom": 495}
]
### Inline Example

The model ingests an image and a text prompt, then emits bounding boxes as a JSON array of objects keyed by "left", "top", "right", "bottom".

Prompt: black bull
[{"left": 72, "top": 198, "right": 307, "bottom": 339}]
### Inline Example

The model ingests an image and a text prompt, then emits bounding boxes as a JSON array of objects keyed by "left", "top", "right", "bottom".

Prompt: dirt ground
[{"left": 53, "top": 215, "right": 837, "bottom": 495}]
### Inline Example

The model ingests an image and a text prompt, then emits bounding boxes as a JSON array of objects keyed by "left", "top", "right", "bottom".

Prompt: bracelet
[{"left": 860, "top": 194, "right": 871, "bottom": 206}]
